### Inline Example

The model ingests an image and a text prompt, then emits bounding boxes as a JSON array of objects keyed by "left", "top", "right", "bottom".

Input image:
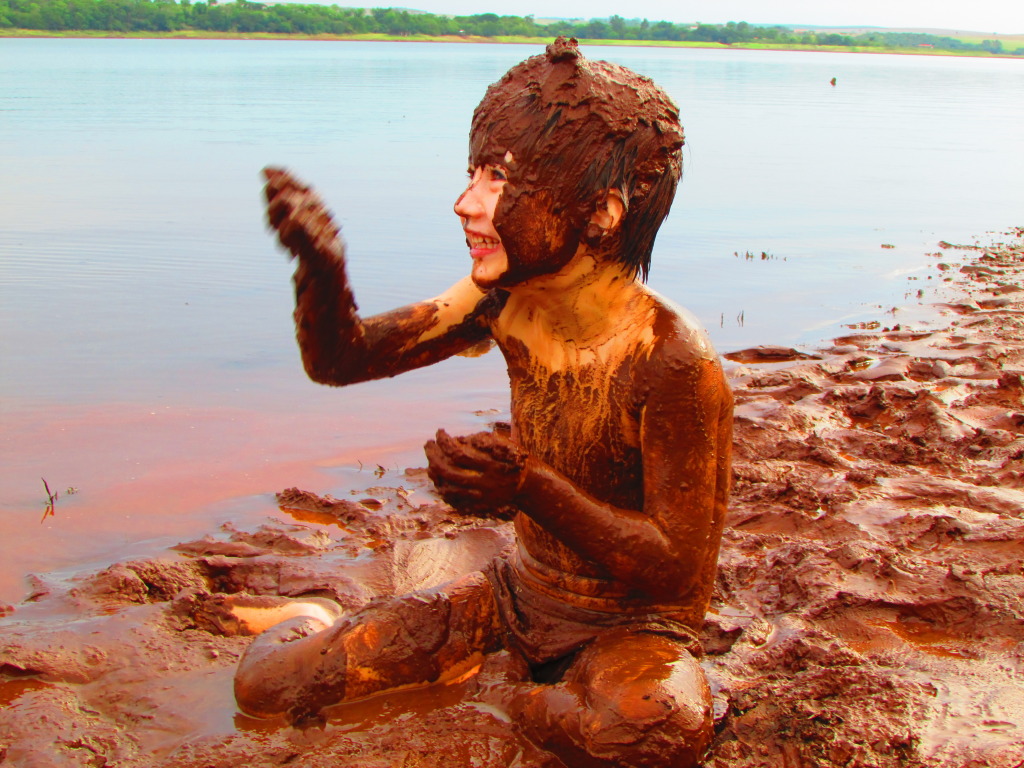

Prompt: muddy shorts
[{"left": 485, "top": 556, "right": 702, "bottom": 670}]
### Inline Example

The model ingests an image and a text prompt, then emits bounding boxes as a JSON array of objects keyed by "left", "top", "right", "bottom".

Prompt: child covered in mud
[{"left": 240, "top": 38, "right": 732, "bottom": 768}]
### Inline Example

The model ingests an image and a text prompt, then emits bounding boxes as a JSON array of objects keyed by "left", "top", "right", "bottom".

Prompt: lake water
[{"left": 1, "top": 38, "right": 1022, "bottom": 602}]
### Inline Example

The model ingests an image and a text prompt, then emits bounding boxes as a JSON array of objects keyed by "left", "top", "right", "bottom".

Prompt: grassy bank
[{"left": 2, "top": 27, "right": 1022, "bottom": 57}]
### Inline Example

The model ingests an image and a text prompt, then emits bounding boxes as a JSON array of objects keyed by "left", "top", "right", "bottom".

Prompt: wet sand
[{"left": 1, "top": 230, "right": 1022, "bottom": 766}]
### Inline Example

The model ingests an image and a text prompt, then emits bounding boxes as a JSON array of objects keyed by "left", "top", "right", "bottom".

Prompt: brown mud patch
[{"left": 2, "top": 230, "right": 1024, "bottom": 766}]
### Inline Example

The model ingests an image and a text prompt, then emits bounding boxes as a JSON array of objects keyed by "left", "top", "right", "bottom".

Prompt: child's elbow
[
  {"left": 301, "top": 355, "right": 337, "bottom": 385},
  {"left": 634, "top": 553, "right": 706, "bottom": 604},
  {"left": 301, "top": 354, "right": 358, "bottom": 387},
  {"left": 636, "top": 566, "right": 686, "bottom": 604}
]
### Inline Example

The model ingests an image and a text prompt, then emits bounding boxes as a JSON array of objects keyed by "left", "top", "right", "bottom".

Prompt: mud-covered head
[{"left": 469, "top": 36, "right": 684, "bottom": 283}]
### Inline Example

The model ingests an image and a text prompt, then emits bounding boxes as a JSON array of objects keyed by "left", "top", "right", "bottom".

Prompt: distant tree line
[
  {"left": 853, "top": 29, "right": 1011, "bottom": 54},
  {"left": 0, "top": 0, "right": 1017, "bottom": 55}
]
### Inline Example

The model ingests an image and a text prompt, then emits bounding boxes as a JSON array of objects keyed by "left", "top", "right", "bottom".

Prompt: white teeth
[{"left": 468, "top": 235, "right": 499, "bottom": 247}]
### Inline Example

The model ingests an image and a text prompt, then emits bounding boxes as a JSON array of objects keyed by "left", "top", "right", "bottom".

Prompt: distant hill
[
  {"left": 227, "top": 3, "right": 1024, "bottom": 37},
  {"left": 786, "top": 24, "right": 1021, "bottom": 37}
]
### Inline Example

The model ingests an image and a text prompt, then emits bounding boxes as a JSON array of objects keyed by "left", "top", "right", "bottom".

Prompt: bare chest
[{"left": 500, "top": 336, "right": 645, "bottom": 509}]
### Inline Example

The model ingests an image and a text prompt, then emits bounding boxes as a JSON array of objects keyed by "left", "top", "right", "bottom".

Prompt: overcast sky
[{"left": 393, "top": 0, "right": 1023, "bottom": 34}]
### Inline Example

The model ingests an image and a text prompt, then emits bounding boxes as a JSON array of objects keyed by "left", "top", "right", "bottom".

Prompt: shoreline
[
  {"left": 3, "top": 28, "right": 1022, "bottom": 59},
  {"left": 0, "top": 227, "right": 1022, "bottom": 765}
]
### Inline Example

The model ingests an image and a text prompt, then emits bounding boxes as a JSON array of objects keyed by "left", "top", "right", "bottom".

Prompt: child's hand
[
  {"left": 263, "top": 167, "right": 344, "bottom": 267},
  {"left": 263, "top": 167, "right": 362, "bottom": 382},
  {"left": 424, "top": 429, "right": 527, "bottom": 518}
]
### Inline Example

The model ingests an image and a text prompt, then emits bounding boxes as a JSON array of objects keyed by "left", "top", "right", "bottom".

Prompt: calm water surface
[{"left": 1, "top": 39, "right": 1022, "bottom": 601}]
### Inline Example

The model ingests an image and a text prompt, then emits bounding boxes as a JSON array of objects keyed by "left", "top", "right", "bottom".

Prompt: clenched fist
[{"left": 424, "top": 429, "right": 527, "bottom": 518}]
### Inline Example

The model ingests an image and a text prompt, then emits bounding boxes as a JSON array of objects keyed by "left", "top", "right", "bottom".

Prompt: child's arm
[
  {"left": 264, "top": 168, "right": 501, "bottom": 386},
  {"left": 426, "top": 355, "right": 732, "bottom": 604},
  {"left": 519, "top": 356, "right": 732, "bottom": 602}
]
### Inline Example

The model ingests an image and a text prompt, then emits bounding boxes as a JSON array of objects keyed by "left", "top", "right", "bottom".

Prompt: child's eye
[{"left": 490, "top": 167, "right": 508, "bottom": 181}]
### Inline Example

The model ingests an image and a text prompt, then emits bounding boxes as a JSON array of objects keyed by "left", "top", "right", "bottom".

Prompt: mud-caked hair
[{"left": 469, "top": 37, "right": 684, "bottom": 281}]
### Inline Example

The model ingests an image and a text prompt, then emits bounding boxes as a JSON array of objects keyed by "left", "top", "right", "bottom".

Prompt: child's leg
[
  {"left": 233, "top": 572, "right": 502, "bottom": 720},
  {"left": 512, "top": 628, "right": 712, "bottom": 768}
]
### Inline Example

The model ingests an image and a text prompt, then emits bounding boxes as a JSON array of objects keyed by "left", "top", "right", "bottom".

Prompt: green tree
[
  {"left": 584, "top": 19, "right": 609, "bottom": 39},
  {"left": 650, "top": 20, "right": 677, "bottom": 40}
]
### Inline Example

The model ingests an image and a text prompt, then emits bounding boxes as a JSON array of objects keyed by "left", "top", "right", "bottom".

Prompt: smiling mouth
[{"left": 465, "top": 232, "right": 502, "bottom": 258}]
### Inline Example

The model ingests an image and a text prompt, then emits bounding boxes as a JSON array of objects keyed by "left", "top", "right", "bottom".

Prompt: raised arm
[{"left": 264, "top": 167, "right": 503, "bottom": 386}]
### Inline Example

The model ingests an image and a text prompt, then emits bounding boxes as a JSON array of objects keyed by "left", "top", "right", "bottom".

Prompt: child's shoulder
[{"left": 640, "top": 286, "right": 719, "bottom": 366}]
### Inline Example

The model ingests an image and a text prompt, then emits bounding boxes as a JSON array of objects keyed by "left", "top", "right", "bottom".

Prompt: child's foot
[{"left": 184, "top": 593, "right": 343, "bottom": 636}]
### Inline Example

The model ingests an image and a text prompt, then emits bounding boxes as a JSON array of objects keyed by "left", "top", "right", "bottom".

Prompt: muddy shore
[{"left": 2, "top": 230, "right": 1022, "bottom": 767}]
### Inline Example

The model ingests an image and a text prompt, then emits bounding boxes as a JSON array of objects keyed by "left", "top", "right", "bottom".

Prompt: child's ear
[{"left": 590, "top": 189, "right": 625, "bottom": 233}]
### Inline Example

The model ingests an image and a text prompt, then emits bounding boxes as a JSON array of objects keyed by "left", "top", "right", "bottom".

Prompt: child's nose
[{"left": 454, "top": 184, "right": 482, "bottom": 219}]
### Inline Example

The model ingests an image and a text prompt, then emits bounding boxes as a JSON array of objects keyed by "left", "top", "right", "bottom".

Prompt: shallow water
[{"left": 1, "top": 39, "right": 1022, "bottom": 602}]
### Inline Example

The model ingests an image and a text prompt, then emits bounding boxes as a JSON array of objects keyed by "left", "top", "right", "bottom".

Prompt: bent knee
[
  {"left": 565, "top": 632, "right": 713, "bottom": 766},
  {"left": 601, "top": 651, "right": 711, "bottom": 734},
  {"left": 524, "top": 679, "right": 712, "bottom": 768},
  {"left": 234, "top": 644, "right": 304, "bottom": 719},
  {"left": 585, "top": 686, "right": 712, "bottom": 767},
  {"left": 234, "top": 665, "right": 289, "bottom": 719},
  {"left": 233, "top": 616, "right": 338, "bottom": 719}
]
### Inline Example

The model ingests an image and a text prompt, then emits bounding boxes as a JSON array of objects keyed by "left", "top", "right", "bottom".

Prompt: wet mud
[
  {"left": 707, "top": 230, "right": 1024, "bottom": 768},
  {"left": 2, "top": 231, "right": 1023, "bottom": 766}
]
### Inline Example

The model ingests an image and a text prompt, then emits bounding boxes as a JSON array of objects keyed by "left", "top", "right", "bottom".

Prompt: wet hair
[{"left": 469, "top": 37, "right": 684, "bottom": 281}]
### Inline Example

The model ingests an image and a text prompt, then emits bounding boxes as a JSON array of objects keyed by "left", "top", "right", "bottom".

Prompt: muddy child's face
[
  {"left": 454, "top": 163, "right": 509, "bottom": 288},
  {"left": 456, "top": 144, "right": 588, "bottom": 288}
]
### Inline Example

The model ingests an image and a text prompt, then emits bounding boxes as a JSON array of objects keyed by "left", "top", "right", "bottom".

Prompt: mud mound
[{"left": 706, "top": 231, "right": 1024, "bottom": 767}]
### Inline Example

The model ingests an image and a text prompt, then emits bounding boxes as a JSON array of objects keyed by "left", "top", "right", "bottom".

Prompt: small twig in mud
[
  {"left": 374, "top": 464, "right": 387, "bottom": 479},
  {"left": 40, "top": 477, "right": 58, "bottom": 523}
]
